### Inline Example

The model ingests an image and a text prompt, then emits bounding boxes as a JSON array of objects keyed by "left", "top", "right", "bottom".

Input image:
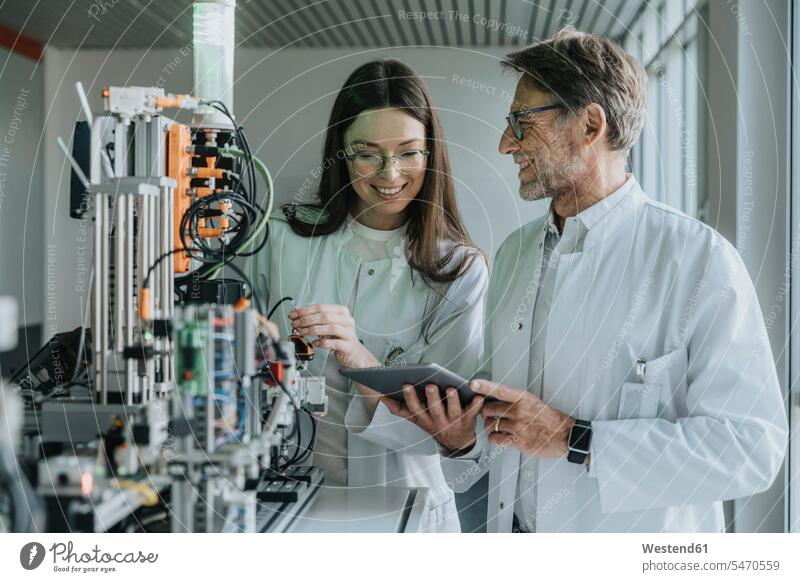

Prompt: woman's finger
[
  {"left": 298, "top": 323, "right": 350, "bottom": 339},
  {"left": 382, "top": 396, "right": 411, "bottom": 419},
  {"left": 290, "top": 304, "right": 347, "bottom": 319},
  {"left": 292, "top": 312, "right": 350, "bottom": 329},
  {"left": 464, "top": 396, "right": 485, "bottom": 422},
  {"left": 402, "top": 384, "right": 427, "bottom": 421},
  {"left": 444, "top": 388, "right": 463, "bottom": 419},
  {"left": 312, "top": 338, "right": 348, "bottom": 352},
  {"left": 424, "top": 385, "right": 448, "bottom": 425}
]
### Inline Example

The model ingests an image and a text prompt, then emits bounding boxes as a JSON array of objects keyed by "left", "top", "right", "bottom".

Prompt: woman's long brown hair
[{"left": 284, "top": 59, "right": 480, "bottom": 286}]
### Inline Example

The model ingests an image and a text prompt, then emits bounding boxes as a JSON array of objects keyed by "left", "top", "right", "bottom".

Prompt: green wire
[{"left": 204, "top": 146, "right": 274, "bottom": 279}]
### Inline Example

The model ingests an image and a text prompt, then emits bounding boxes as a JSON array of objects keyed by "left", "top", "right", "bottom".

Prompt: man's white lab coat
[{"left": 443, "top": 178, "right": 788, "bottom": 532}]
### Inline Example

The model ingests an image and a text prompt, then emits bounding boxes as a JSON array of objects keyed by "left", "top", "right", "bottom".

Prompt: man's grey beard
[
  {"left": 517, "top": 150, "right": 586, "bottom": 202},
  {"left": 519, "top": 179, "right": 548, "bottom": 201}
]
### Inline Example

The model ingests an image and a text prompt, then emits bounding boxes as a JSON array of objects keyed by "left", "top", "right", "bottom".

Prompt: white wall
[
  {"left": 40, "top": 45, "right": 544, "bottom": 331},
  {"left": 0, "top": 48, "right": 44, "bottom": 332}
]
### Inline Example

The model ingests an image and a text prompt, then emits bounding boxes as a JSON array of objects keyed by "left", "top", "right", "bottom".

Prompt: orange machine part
[
  {"left": 192, "top": 166, "right": 223, "bottom": 179},
  {"left": 196, "top": 200, "right": 230, "bottom": 239},
  {"left": 167, "top": 124, "right": 193, "bottom": 273},
  {"left": 192, "top": 187, "right": 213, "bottom": 197},
  {"left": 155, "top": 94, "right": 192, "bottom": 109},
  {"left": 139, "top": 287, "right": 152, "bottom": 321},
  {"left": 197, "top": 227, "right": 226, "bottom": 238}
]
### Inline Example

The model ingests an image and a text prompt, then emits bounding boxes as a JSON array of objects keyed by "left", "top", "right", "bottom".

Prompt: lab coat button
[
  {"left": 515, "top": 322, "right": 523, "bottom": 330},
  {"left": 368, "top": 268, "right": 375, "bottom": 275}
]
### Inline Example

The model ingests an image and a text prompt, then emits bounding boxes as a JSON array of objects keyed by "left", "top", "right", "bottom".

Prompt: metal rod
[
  {"left": 93, "top": 191, "right": 103, "bottom": 402},
  {"left": 57, "top": 137, "right": 90, "bottom": 189},
  {"left": 126, "top": 191, "right": 136, "bottom": 405},
  {"left": 114, "top": 192, "right": 125, "bottom": 353},
  {"left": 99, "top": 193, "right": 110, "bottom": 404},
  {"left": 75, "top": 81, "right": 93, "bottom": 126}
]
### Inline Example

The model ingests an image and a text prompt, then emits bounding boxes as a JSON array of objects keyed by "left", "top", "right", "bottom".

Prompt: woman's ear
[{"left": 583, "top": 103, "right": 607, "bottom": 148}]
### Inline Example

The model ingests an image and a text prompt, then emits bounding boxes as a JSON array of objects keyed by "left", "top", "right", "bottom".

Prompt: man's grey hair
[{"left": 503, "top": 26, "right": 647, "bottom": 153}]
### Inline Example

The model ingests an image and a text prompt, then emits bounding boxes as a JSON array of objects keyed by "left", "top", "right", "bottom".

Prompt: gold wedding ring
[{"left": 494, "top": 417, "right": 500, "bottom": 433}]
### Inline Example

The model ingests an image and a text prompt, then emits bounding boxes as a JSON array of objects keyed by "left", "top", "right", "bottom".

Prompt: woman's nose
[{"left": 380, "top": 159, "right": 401, "bottom": 179}]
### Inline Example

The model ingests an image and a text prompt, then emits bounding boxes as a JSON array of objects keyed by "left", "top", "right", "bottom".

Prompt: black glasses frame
[{"left": 506, "top": 104, "right": 565, "bottom": 140}]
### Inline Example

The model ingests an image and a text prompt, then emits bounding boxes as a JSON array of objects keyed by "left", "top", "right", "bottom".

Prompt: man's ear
[{"left": 583, "top": 103, "right": 607, "bottom": 148}]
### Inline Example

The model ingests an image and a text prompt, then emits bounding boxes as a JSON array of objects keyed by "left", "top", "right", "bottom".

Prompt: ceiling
[{"left": 0, "top": 0, "right": 647, "bottom": 50}]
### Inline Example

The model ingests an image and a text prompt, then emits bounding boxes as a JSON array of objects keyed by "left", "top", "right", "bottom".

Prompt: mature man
[{"left": 384, "top": 27, "right": 788, "bottom": 532}]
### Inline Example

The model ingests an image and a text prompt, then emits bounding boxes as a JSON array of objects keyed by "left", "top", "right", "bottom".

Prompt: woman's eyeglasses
[
  {"left": 506, "top": 104, "right": 565, "bottom": 140},
  {"left": 345, "top": 150, "right": 430, "bottom": 176}
]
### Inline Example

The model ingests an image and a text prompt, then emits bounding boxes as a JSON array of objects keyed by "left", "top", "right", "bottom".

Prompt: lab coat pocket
[
  {"left": 617, "top": 348, "right": 688, "bottom": 419},
  {"left": 617, "top": 381, "right": 660, "bottom": 418},
  {"left": 360, "top": 335, "right": 406, "bottom": 367},
  {"left": 645, "top": 347, "right": 688, "bottom": 419},
  {"left": 382, "top": 342, "right": 407, "bottom": 367}
]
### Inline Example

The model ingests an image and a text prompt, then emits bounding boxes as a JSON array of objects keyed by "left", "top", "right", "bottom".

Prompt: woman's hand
[
  {"left": 383, "top": 384, "right": 484, "bottom": 452},
  {"left": 289, "top": 304, "right": 384, "bottom": 415},
  {"left": 289, "top": 304, "right": 379, "bottom": 368}
]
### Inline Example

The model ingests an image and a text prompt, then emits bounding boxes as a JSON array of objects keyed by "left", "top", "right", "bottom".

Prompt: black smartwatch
[{"left": 567, "top": 419, "right": 592, "bottom": 464}]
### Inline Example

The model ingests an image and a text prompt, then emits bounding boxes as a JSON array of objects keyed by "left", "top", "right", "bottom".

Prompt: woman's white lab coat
[{"left": 255, "top": 210, "right": 488, "bottom": 532}]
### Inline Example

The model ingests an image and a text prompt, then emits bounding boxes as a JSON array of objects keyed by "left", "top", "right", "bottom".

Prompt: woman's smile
[{"left": 370, "top": 182, "right": 408, "bottom": 200}]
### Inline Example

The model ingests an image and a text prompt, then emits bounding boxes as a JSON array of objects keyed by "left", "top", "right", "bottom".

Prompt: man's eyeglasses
[
  {"left": 345, "top": 150, "right": 430, "bottom": 176},
  {"left": 506, "top": 104, "right": 565, "bottom": 141}
]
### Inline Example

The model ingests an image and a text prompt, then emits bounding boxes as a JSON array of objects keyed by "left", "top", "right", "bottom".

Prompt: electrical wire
[
  {"left": 143, "top": 248, "right": 185, "bottom": 290},
  {"left": 173, "top": 100, "right": 274, "bottom": 305},
  {"left": 267, "top": 297, "right": 294, "bottom": 320}
]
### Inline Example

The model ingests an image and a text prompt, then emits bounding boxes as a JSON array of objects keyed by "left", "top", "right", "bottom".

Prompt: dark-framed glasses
[{"left": 506, "top": 104, "right": 565, "bottom": 140}]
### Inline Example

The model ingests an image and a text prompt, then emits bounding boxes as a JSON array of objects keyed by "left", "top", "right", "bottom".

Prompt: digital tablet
[{"left": 339, "top": 363, "right": 492, "bottom": 406}]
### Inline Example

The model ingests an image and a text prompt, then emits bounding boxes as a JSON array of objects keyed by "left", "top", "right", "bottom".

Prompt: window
[
  {"left": 624, "top": 1, "right": 706, "bottom": 217},
  {"left": 790, "top": 0, "right": 800, "bottom": 534}
]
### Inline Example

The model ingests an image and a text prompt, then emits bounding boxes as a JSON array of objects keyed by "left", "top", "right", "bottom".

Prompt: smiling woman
[
  {"left": 342, "top": 108, "right": 430, "bottom": 230},
  {"left": 256, "top": 59, "right": 489, "bottom": 532},
  {"left": 283, "top": 59, "right": 478, "bottom": 285}
]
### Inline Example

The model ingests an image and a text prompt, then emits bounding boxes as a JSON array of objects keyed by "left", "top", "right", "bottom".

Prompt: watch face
[{"left": 569, "top": 422, "right": 592, "bottom": 454}]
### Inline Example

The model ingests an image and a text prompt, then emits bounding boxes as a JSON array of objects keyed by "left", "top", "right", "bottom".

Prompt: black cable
[
  {"left": 172, "top": 101, "right": 271, "bottom": 301},
  {"left": 275, "top": 379, "right": 302, "bottom": 470},
  {"left": 267, "top": 297, "right": 294, "bottom": 320},
  {"left": 280, "top": 409, "right": 317, "bottom": 468},
  {"left": 293, "top": 408, "right": 317, "bottom": 465},
  {"left": 143, "top": 248, "right": 185, "bottom": 290},
  {"left": 205, "top": 101, "right": 257, "bottom": 204},
  {"left": 175, "top": 188, "right": 266, "bottom": 281},
  {"left": 141, "top": 244, "right": 265, "bottom": 317}
]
